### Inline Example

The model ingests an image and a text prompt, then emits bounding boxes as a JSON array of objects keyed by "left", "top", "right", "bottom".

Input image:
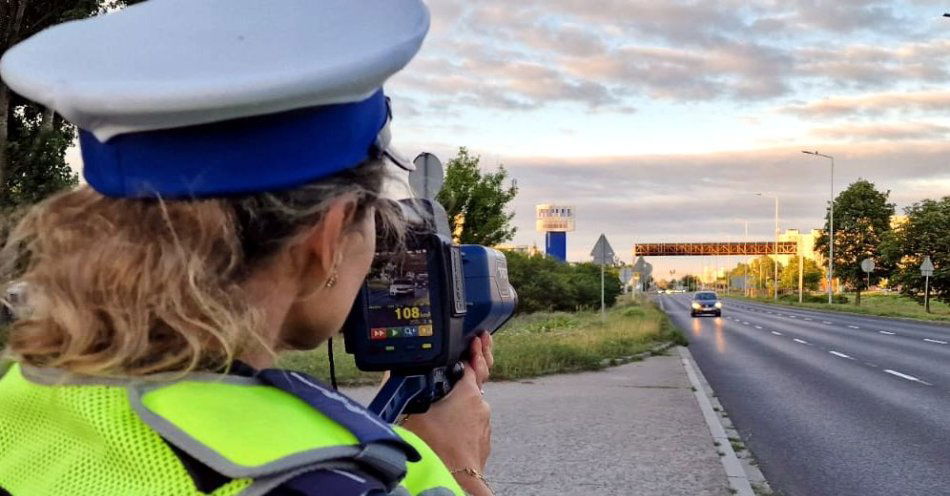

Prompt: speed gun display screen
[{"left": 365, "top": 249, "right": 434, "bottom": 342}]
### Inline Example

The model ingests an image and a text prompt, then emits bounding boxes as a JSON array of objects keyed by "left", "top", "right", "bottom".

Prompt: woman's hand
[{"left": 402, "top": 333, "right": 494, "bottom": 492}]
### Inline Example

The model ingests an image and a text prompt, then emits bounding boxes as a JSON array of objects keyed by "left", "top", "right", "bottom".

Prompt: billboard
[{"left": 536, "top": 204, "right": 576, "bottom": 232}]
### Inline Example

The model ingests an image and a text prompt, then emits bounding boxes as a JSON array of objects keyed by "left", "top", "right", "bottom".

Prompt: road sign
[
  {"left": 620, "top": 267, "right": 634, "bottom": 284},
  {"left": 591, "top": 234, "right": 616, "bottom": 266},
  {"left": 921, "top": 256, "right": 935, "bottom": 277},
  {"left": 861, "top": 258, "right": 875, "bottom": 273},
  {"left": 409, "top": 152, "right": 444, "bottom": 200}
]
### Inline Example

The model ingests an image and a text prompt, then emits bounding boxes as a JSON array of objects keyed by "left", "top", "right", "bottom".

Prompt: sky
[
  {"left": 380, "top": 0, "right": 950, "bottom": 278},
  {"left": 62, "top": 0, "right": 950, "bottom": 279}
]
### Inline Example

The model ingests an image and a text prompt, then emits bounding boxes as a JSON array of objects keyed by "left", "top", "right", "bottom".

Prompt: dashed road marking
[
  {"left": 742, "top": 321, "right": 750, "bottom": 325},
  {"left": 804, "top": 317, "right": 813, "bottom": 321},
  {"left": 793, "top": 338, "right": 810, "bottom": 345},
  {"left": 788, "top": 315, "right": 797, "bottom": 319},
  {"left": 884, "top": 369, "right": 932, "bottom": 386},
  {"left": 924, "top": 339, "right": 948, "bottom": 345},
  {"left": 822, "top": 321, "right": 833, "bottom": 325},
  {"left": 829, "top": 351, "right": 854, "bottom": 360},
  {"left": 771, "top": 331, "right": 783, "bottom": 336},
  {"left": 755, "top": 325, "right": 763, "bottom": 330},
  {"left": 848, "top": 325, "right": 860, "bottom": 329},
  {"left": 879, "top": 331, "right": 896, "bottom": 335}
]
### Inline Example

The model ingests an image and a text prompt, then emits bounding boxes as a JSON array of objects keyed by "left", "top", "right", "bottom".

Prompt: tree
[
  {"left": 1, "top": 1, "right": 147, "bottom": 209},
  {"left": 503, "top": 251, "right": 621, "bottom": 313},
  {"left": 679, "top": 274, "right": 701, "bottom": 292},
  {"left": 780, "top": 258, "right": 824, "bottom": 292},
  {"left": 437, "top": 147, "right": 518, "bottom": 246},
  {"left": 881, "top": 197, "right": 950, "bottom": 308},
  {"left": 815, "top": 179, "right": 894, "bottom": 306}
]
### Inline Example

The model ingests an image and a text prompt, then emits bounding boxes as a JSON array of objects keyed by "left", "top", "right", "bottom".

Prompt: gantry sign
[{"left": 633, "top": 242, "right": 798, "bottom": 257}]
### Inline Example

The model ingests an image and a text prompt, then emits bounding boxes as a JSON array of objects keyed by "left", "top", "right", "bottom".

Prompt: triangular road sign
[{"left": 591, "top": 234, "right": 615, "bottom": 266}]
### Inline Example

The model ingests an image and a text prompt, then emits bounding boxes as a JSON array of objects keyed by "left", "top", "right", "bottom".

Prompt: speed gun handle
[{"left": 369, "top": 362, "right": 465, "bottom": 423}]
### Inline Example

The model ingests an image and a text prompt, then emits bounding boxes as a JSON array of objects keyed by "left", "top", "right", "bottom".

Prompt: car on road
[
  {"left": 388, "top": 278, "right": 415, "bottom": 297},
  {"left": 690, "top": 291, "right": 722, "bottom": 317}
]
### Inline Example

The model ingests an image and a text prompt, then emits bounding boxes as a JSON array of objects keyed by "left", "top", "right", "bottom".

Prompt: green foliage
[
  {"left": 882, "top": 196, "right": 950, "bottom": 306},
  {"left": 727, "top": 256, "right": 783, "bottom": 291},
  {"left": 503, "top": 251, "right": 622, "bottom": 313},
  {"left": 436, "top": 147, "right": 518, "bottom": 246},
  {"left": 1, "top": 108, "right": 78, "bottom": 208},
  {"left": 678, "top": 274, "right": 701, "bottom": 291},
  {"left": 780, "top": 257, "right": 824, "bottom": 291},
  {"left": 815, "top": 179, "right": 895, "bottom": 304}
]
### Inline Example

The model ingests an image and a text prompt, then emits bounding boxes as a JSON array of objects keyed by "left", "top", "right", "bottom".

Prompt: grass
[
  {"left": 279, "top": 296, "right": 686, "bottom": 386},
  {"left": 729, "top": 292, "right": 950, "bottom": 324}
]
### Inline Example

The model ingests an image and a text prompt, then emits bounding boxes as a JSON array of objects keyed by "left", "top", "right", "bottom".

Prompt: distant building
[
  {"left": 496, "top": 243, "right": 542, "bottom": 256},
  {"left": 772, "top": 228, "right": 821, "bottom": 267}
]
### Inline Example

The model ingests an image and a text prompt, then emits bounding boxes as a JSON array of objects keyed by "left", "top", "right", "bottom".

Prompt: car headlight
[
  {"left": 691, "top": 302, "right": 701, "bottom": 309},
  {"left": 715, "top": 302, "right": 722, "bottom": 309}
]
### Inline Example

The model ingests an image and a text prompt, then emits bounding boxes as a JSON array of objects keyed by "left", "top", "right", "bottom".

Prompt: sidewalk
[
  {"left": 484, "top": 352, "right": 732, "bottom": 495},
  {"left": 346, "top": 352, "right": 736, "bottom": 496}
]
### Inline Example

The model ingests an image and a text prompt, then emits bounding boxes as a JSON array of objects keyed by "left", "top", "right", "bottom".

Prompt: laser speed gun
[{"left": 342, "top": 155, "right": 517, "bottom": 423}]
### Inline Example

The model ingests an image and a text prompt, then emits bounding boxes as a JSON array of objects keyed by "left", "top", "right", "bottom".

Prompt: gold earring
[{"left": 325, "top": 271, "right": 338, "bottom": 289}]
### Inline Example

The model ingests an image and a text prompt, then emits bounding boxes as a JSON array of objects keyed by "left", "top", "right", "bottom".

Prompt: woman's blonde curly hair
[{"left": 0, "top": 159, "right": 401, "bottom": 377}]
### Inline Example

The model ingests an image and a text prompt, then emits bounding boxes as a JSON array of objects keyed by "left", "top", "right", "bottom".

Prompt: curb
[
  {"left": 598, "top": 341, "right": 675, "bottom": 368},
  {"left": 678, "top": 346, "right": 765, "bottom": 496}
]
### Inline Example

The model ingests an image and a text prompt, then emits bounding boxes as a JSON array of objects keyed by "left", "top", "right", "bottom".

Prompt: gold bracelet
[{"left": 450, "top": 467, "right": 494, "bottom": 495}]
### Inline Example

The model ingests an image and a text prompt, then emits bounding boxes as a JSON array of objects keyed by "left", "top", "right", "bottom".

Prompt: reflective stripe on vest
[{"left": 0, "top": 362, "right": 464, "bottom": 496}]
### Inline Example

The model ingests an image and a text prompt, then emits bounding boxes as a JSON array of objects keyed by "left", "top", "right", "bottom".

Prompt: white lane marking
[
  {"left": 788, "top": 315, "right": 797, "bottom": 319},
  {"left": 822, "top": 321, "right": 833, "bottom": 325},
  {"left": 804, "top": 317, "right": 813, "bottom": 321},
  {"left": 879, "top": 331, "right": 896, "bottom": 335},
  {"left": 755, "top": 325, "right": 763, "bottom": 330},
  {"left": 829, "top": 351, "right": 854, "bottom": 360},
  {"left": 793, "top": 338, "right": 810, "bottom": 345},
  {"left": 848, "top": 325, "right": 860, "bottom": 329},
  {"left": 924, "top": 339, "right": 948, "bottom": 345},
  {"left": 742, "top": 321, "right": 750, "bottom": 325},
  {"left": 883, "top": 369, "right": 932, "bottom": 386},
  {"left": 771, "top": 331, "right": 783, "bottom": 336}
]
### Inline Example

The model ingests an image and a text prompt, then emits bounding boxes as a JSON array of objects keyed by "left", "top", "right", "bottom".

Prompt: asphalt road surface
[{"left": 658, "top": 294, "right": 950, "bottom": 496}]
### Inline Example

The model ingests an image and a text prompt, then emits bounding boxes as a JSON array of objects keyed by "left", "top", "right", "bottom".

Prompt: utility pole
[{"left": 802, "top": 151, "right": 835, "bottom": 304}]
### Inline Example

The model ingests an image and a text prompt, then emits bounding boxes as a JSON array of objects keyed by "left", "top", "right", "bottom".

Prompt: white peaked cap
[
  {"left": 0, "top": 0, "right": 429, "bottom": 199},
  {"left": 0, "top": 0, "right": 430, "bottom": 142}
]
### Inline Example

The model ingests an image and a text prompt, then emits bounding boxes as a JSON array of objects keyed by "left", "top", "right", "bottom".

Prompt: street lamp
[
  {"left": 802, "top": 150, "right": 835, "bottom": 304},
  {"left": 756, "top": 193, "right": 780, "bottom": 301}
]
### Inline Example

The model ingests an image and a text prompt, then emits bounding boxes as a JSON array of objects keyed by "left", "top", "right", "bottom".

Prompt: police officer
[{"left": 0, "top": 0, "right": 494, "bottom": 495}]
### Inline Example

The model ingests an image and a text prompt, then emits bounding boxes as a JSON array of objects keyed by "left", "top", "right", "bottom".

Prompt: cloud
[
  {"left": 390, "top": 0, "right": 949, "bottom": 116},
  {"left": 780, "top": 90, "right": 950, "bottom": 118},
  {"left": 810, "top": 122, "right": 950, "bottom": 141}
]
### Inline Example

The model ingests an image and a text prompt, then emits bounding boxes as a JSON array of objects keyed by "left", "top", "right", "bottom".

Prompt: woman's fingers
[
  {"left": 469, "top": 335, "right": 490, "bottom": 389},
  {"left": 481, "top": 332, "right": 494, "bottom": 370}
]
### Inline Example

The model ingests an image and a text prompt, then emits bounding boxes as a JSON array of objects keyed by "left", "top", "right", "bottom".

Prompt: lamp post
[
  {"left": 802, "top": 150, "right": 835, "bottom": 304},
  {"left": 757, "top": 193, "right": 780, "bottom": 301}
]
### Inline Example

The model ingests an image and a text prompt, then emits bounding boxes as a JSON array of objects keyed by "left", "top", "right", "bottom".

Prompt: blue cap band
[{"left": 79, "top": 90, "right": 388, "bottom": 198}]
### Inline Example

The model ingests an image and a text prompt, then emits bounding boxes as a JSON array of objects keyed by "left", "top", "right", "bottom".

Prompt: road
[{"left": 658, "top": 294, "right": 950, "bottom": 496}]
